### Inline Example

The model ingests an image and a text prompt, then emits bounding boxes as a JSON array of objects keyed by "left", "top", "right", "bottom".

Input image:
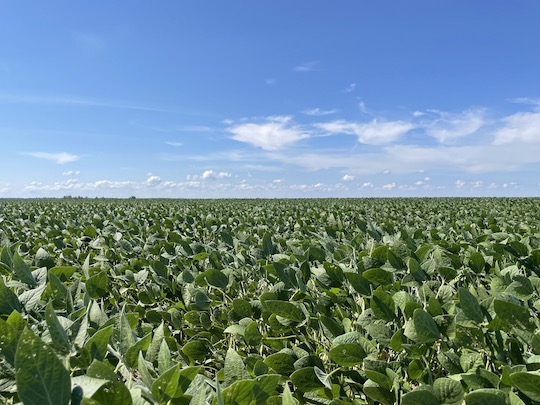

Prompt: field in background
[{"left": 1, "top": 198, "right": 540, "bottom": 404}]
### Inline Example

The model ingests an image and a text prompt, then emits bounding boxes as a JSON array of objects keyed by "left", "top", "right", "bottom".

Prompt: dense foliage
[{"left": 1, "top": 198, "right": 540, "bottom": 404}]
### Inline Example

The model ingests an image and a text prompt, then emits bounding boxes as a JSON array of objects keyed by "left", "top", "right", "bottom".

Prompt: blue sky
[{"left": 1, "top": 1, "right": 540, "bottom": 197}]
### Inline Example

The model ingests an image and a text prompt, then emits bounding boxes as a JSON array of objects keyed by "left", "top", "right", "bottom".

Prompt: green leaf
[
  {"left": 432, "top": 377, "right": 464, "bottom": 405},
  {"left": 45, "top": 301, "right": 71, "bottom": 352},
  {"left": 13, "top": 251, "right": 37, "bottom": 286},
  {"left": 344, "top": 272, "right": 371, "bottom": 295},
  {"left": 85, "top": 270, "right": 108, "bottom": 299},
  {"left": 493, "top": 299, "right": 532, "bottom": 328},
  {"left": 363, "top": 379, "right": 395, "bottom": 405},
  {"left": 15, "top": 328, "right": 71, "bottom": 405},
  {"left": 0, "top": 277, "right": 22, "bottom": 315},
  {"left": 329, "top": 343, "right": 367, "bottom": 366},
  {"left": 114, "top": 310, "right": 135, "bottom": 355},
  {"left": 282, "top": 382, "right": 299, "bottom": 405},
  {"left": 264, "top": 352, "right": 296, "bottom": 375},
  {"left": 464, "top": 389, "right": 507, "bottom": 405},
  {"left": 362, "top": 268, "right": 393, "bottom": 285},
  {"left": 402, "top": 388, "right": 440, "bottom": 405},
  {"left": 182, "top": 340, "right": 209, "bottom": 362},
  {"left": 458, "top": 288, "right": 484, "bottom": 323},
  {"left": 290, "top": 367, "right": 325, "bottom": 392},
  {"left": 511, "top": 372, "right": 540, "bottom": 401},
  {"left": 262, "top": 300, "right": 306, "bottom": 322},
  {"left": 224, "top": 348, "right": 250, "bottom": 387},
  {"left": 125, "top": 332, "right": 152, "bottom": 369},
  {"left": 82, "top": 325, "right": 114, "bottom": 364},
  {"left": 412, "top": 308, "right": 440, "bottom": 344},
  {"left": 262, "top": 232, "right": 275, "bottom": 257},
  {"left": 244, "top": 321, "right": 262, "bottom": 346},
  {"left": 152, "top": 364, "right": 181, "bottom": 402},
  {"left": 371, "top": 288, "right": 396, "bottom": 321},
  {"left": 70, "top": 376, "right": 109, "bottom": 400},
  {"left": 35, "top": 247, "right": 55, "bottom": 269},
  {"left": 205, "top": 269, "right": 229, "bottom": 289},
  {"left": 469, "top": 251, "right": 486, "bottom": 273}
]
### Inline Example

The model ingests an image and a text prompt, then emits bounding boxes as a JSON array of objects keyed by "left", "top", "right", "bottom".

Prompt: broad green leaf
[
  {"left": 35, "top": 247, "right": 54, "bottom": 269},
  {"left": 290, "top": 367, "right": 325, "bottom": 392},
  {"left": 433, "top": 377, "right": 464, "bottom": 405},
  {"left": 262, "top": 300, "right": 306, "bottom": 322},
  {"left": 0, "top": 277, "right": 22, "bottom": 315},
  {"left": 464, "top": 389, "right": 507, "bottom": 405},
  {"left": 493, "top": 299, "right": 532, "bottom": 328},
  {"left": 458, "top": 288, "right": 484, "bottom": 323},
  {"left": 224, "top": 348, "right": 250, "bottom": 387},
  {"left": 329, "top": 343, "right": 366, "bottom": 366},
  {"left": 85, "top": 270, "right": 108, "bottom": 299},
  {"left": 125, "top": 332, "right": 152, "bottom": 368},
  {"left": 413, "top": 308, "right": 440, "bottom": 343},
  {"left": 114, "top": 309, "right": 135, "bottom": 355},
  {"left": 469, "top": 251, "right": 485, "bottom": 273},
  {"left": 363, "top": 379, "right": 395, "bottom": 405},
  {"left": 81, "top": 325, "right": 114, "bottom": 364},
  {"left": 362, "top": 268, "right": 393, "bottom": 285},
  {"left": 45, "top": 301, "right": 70, "bottom": 352},
  {"left": 402, "top": 388, "right": 440, "bottom": 405},
  {"left": 13, "top": 251, "right": 37, "bottom": 286},
  {"left": 15, "top": 328, "right": 71, "bottom": 405},
  {"left": 264, "top": 352, "right": 296, "bottom": 375},
  {"left": 71, "top": 376, "right": 109, "bottom": 400},
  {"left": 205, "top": 269, "right": 229, "bottom": 289},
  {"left": 511, "top": 372, "right": 540, "bottom": 401},
  {"left": 152, "top": 364, "right": 181, "bottom": 402},
  {"left": 344, "top": 272, "right": 371, "bottom": 295},
  {"left": 371, "top": 288, "right": 396, "bottom": 321},
  {"left": 282, "top": 382, "right": 298, "bottom": 405},
  {"left": 182, "top": 340, "right": 209, "bottom": 362}
]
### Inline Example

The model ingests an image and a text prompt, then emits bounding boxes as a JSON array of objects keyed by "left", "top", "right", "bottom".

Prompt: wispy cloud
[
  {"left": 342, "top": 174, "right": 355, "bottom": 181},
  {"left": 343, "top": 83, "right": 356, "bottom": 93},
  {"left": 303, "top": 108, "right": 338, "bottom": 116},
  {"left": 228, "top": 115, "right": 309, "bottom": 150},
  {"left": 509, "top": 97, "right": 540, "bottom": 107},
  {"left": 293, "top": 61, "right": 319, "bottom": 72},
  {"left": 316, "top": 119, "right": 414, "bottom": 145},
  {"left": 421, "top": 109, "right": 485, "bottom": 143},
  {"left": 23, "top": 152, "right": 80, "bottom": 164},
  {"left": 165, "top": 141, "right": 183, "bottom": 147},
  {"left": 493, "top": 111, "right": 540, "bottom": 144},
  {"left": 62, "top": 170, "right": 80, "bottom": 176},
  {"left": 0, "top": 92, "right": 187, "bottom": 114},
  {"left": 265, "top": 78, "right": 277, "bottom": 85}
]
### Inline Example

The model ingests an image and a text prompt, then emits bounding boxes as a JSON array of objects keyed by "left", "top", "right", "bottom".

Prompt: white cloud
[
  {"left": 493, "top": 111, "right": 540, "bottom": 144},
  {"left": 303, "top": 108, "right": 338, "bottom": 116},
  {"left": 145, "top": 175, "right": 162, "bottom": 185},
  {"left": 316, "top": 119, "right": 413, "bottom": 145},
  {"left": 423, "top": 109, "right": 485, "bottom": 142},
  {"left": 509, "top": 97, "right": 540, "bottom": 106},
  {"left": 23, "top": 152, "right": 80, "bottom": 164},
  {"left": 455, "top": 180, "right": 466, "bottom": 188},
  {"left": 272, "top": 178, "right": 284, "bottom": 184},
  {"left": 293, "top": 61, "right": 319, "bottom": 72},
  {"left": 228, "top": 116, "right": 309, "bottom": 150},
  {"left": 165, "top": 141, "right": 183, "bottom": 147},
  {"left": 382, "top": 182, "right": 396, "bottom": 190},
  {"left": 361, "top": 182, "right": 374, "bottom": 189},
  {"left": 62, "top": 170, "right": 80, "bottom": 176},
  {"left": 342, "top": 174, "right": 355, "bottom": 181},
  {"left": 343, "top": 83, "right": 356, "bottom": 93},
  {"left": 201, "top": 170, "right": 232, "bottom": 180}
]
